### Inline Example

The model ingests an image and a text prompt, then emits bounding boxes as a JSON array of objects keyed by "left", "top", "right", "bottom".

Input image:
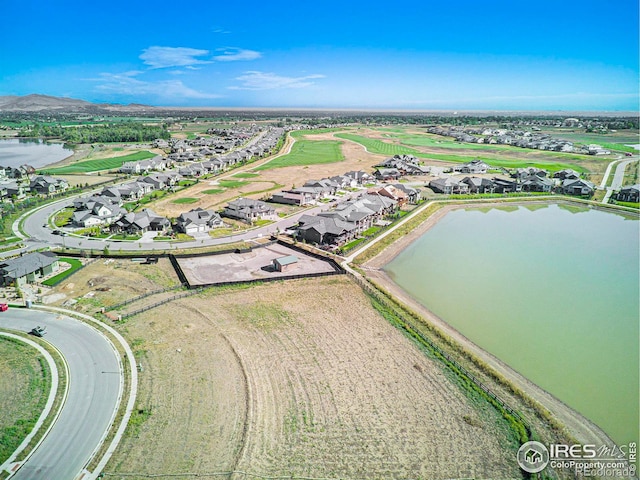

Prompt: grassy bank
[
  {"left": 40, "top": 151, "right": 156, "bottom": 174},
  {"left": 0, "top": 336, "right": 51, "bottom": 465}
]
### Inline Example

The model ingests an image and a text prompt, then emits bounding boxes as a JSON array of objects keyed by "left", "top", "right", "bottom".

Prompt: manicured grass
[
  {"left": 202, "top": 188, "right": 225, "bottom": 195},
  {"left": 53, "top": 208, "right": 74, "bottom": 227},
  {"left": 171, "top": 197, "right": 199, "bottom": 205},
  {"left": 0, "top": 338, "right": 50, "bottom": 465},
  {"left": 257, "top": 139, "right": 344, "bottom": 170},
  {"left": 335, "top": 133, "right": 420, "bottom": 156},
  {"left": 232, "top": 172, "right": 260, "bottom": 178},
  {"left": 342, "top": 237, "right": 366, "bottom": 251},
  {"left": 218, "top": 180, "right": 248, "bottom": 188},
  {"left": 42, "top": 257, "right": 83, "bottom": 286},
  {"left": 610, "top": 200, "right": 640, "bottom": 209},
  {"left": 341, "top": 132, "right": 589, "bottom": 173},
  {"left": 174, "top": 233, "right": 195, "bottom": 241},
  {"left": 41, "top": 151, "right": 156, "bottom": 174},
  {"left": 252, "top": 219, "right": 274, "bottom": 227},
  {"left": 0, "top": 236, "right": 20, "bottom": 247},
  {"left": 362, "top": 226, "right": 382, "bottom": 236},
  {"left": 110, "top": 233, "right": 142, "bottom": 241}
]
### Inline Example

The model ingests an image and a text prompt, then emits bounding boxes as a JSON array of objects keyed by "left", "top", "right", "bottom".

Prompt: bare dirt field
[
  {"left": 176, "top": 242, "right": 338, "bottom": 286},
  {"left": 46, "top": 258, "right": 182, "bottom": 310},
  {"left": 107, "top": 276, "right": 523, "bottom": 479}
]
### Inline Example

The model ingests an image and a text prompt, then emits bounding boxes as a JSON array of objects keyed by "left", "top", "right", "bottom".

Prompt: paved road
[
  {"left": 0, "top": 309, "right": 121, "bottom": 480},
  {"left": 602, "top": 157, "right": 638, "bottom": 204}
]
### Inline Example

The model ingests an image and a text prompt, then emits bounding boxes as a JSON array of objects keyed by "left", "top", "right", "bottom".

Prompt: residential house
[
  {"left": 456, "top": 159, "right": 490, "bottom": 174},
  {"left": 270, "top": 188, "right": 318, "bottom": 206},
  {"left": 513, "top": 167, "right": 549, "bottom": 181},
  {"left": 72, "top": 197, "right": 125, "bottom": 227},
  {"left": 368, "top": 185, "right": 409, "bottom": 207},
  {"left": 0, "top": 181, "right": 27, "bottom": 200},
  {"left": 296, "top": 215, "right": 358, "bottom": 245},
  {"left": 222, "top": 198, "right": 277, "bottom": 223},
  {"left": 376, "top": 155, "right": 429, "bottom": 176},
  {"left": 391, "top": 183, "right": 421, "bottom": 203},
  {"left": 462, "top": 176, "right": 494, "bottom": 194},
  {"left": 29, "top": 175, "right": 69, "bottom": 195},
  {"left": 520, "top": 174, "right": 554, "bottom": 193},
  {"left": 560, "top": 178, "right": 595, "bottom": 196},
  {"left": 111, "top": 209, "right": 170, "bottom": 234},
  {"left": 374, "top": 168, "right": 402, "bottom": 181},
  {"left": 303, "top": 179, "right": 339, "bottom": 197},
  {"left": 491, "top": 177, "right": 522, "bottom": 193},
  {"left": 344, "top": 170, "right": 374, "bottom": 185},
  {"left": 175, "top": 208, "right": 224, "bottom": 235},
  {"left": 0, "top": 252, "right": 59, "bottom": 287},
  {"left": 428, "top": 177, "right": 470, "bottom": 194},
  {"left": 615, "top": 184, "right": 640, "bottom": 203},
  {"left": 553, "top": 169, "right": 581, "bottom": 181}
]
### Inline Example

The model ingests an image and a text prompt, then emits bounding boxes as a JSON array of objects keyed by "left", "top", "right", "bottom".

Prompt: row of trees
[{"left": 17, "top": 123, "right": 170, "bottom": 144}]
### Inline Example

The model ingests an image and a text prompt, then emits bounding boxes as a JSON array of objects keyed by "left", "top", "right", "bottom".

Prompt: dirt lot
[
  {"left": 45, "top": 258, "right": 182, "bottom": 311},
  {"left": 177, "top": 243, "right": 338, "bottom": 286},
  {"left": 106, "top": 276, "right": 522, "bottom": 479}
]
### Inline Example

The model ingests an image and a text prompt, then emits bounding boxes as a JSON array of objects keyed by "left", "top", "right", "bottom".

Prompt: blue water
[
  {"left": 385, "top": 203, "right": 639, "bottom": 446},
  {"left": 0, "top": 138, "right": 72, "bottom": 169}
]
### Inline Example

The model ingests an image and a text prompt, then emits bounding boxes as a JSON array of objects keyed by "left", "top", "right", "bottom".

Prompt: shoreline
[{"left": 360, "top": 200, "right": 618, "bottom": 448}]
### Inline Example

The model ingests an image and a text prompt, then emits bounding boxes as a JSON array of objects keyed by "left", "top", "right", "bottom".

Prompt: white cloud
[
  {"left": 140, "top": 46, "right": 211, "bottom": 69},
  {"left": 93, "top": 72, "right": 222, "bottom": 100},
  {"left": 230, "top": 71, "right": 325, "bottom": 90},
  {"left": 213, "top": 48, "right": 261, "bottom": 62}
]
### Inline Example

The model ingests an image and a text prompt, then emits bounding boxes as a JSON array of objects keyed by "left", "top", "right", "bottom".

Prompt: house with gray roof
[
  {"left": 462, "top": 176, "right": 494, "bottom": 194},
  {"left": 29, "top": 175, "right": 69, "bottom": 195},
  {"left": 175, "top": 208, "right": 224, "bottom": 235},
  {"left": 455, "top": 159, "right": 490, "bottom": 174},
  {"left": 520, "top": 174, "right": 554, "bottom": 193},
  {"left": 560, "top": 178, "right": 595, "bottom": 196},
  {"left": 222, "top": 198, "right": 277, "bottom": 223},
  {"left": 0, "top": 252, "right": 59, "bottom": 287},
  {"left": 615, "top": 184, "right": 640, "bottom": 203},
  {"left": 296, "top": 215, "right": 358, "bottom": 246},
  {"left": 429, "top": 177, "right": 470, "bottom": 194},
  {"left": 111, "top": 209, "right": 170, "bottom": 234}
]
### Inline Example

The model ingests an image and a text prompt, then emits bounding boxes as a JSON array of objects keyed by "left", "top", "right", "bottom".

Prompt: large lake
[
  {"left": 0, "top": 138, "right": 73, "bottom": 169},
  {"left": 385, "top": 203, "right": 639, "bottom": 446}
]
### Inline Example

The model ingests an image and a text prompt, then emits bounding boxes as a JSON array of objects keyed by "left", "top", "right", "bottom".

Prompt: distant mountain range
[{"left": 0, "top": 94, "right": 154, "bottom": 112}]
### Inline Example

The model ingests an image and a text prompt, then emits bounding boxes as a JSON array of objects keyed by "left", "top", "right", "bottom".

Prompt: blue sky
[{"left": 1, "top": 0, "right": 638, "bottom": 110}]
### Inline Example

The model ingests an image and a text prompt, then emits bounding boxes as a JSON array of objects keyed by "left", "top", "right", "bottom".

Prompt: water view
[
  {"left": 0, "top": 138, "right": 73, "bottom": 169},
  {"left": 385, "top": 203, "right": 639, "bottom": 446}
]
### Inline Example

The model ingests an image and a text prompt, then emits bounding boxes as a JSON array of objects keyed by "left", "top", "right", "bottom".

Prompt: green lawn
[
  {"left": 335, "top": 133, "right": 420, "bottom": 156},
  {"left": 42, "top": 257, "right": 83, "bottom": 286},
  {"left": 341, "top": 237, "right": 366, "bottom": 251},
  {"left": 171, "top": 197, "right": 199, "bottom": 204},
  {"left": 257, "top": 139, "right": 344, "bottom": 170},
  {"left": 202, "top": 188, "right": 225, "bottom": 195},
  {"left": 338, "top": 132, "right": 588, "bottom": 173},
  {"left": 40, "top": 151, "right": 156, "bottom": 174},
  {"left": 53, "top": 208, "right": 74, "bottom": 227}
]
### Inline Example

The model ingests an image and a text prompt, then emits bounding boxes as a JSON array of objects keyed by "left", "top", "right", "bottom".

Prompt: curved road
[
  {"left": 602, "top": 157, "right": 638, "bottom": 204},
  {"left": 0, "top": 309, "right": 121, "bottom": 480}
]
